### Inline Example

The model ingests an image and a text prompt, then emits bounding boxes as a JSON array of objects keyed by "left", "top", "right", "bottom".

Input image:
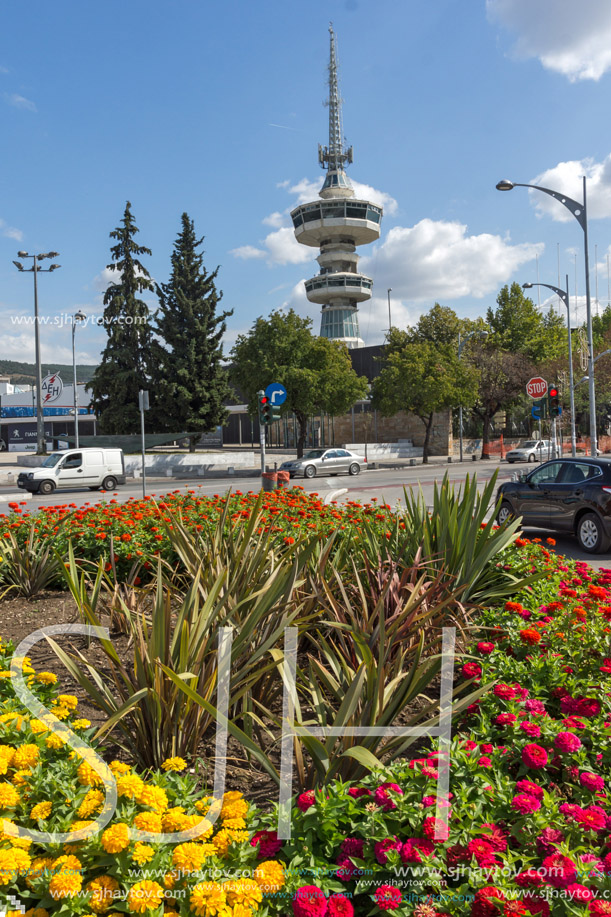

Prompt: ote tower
[{"left": 291, "top": 26, "right": 382, "bottom": 349}]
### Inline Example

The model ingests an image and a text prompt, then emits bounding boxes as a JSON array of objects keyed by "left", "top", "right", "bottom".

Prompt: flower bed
[
  {"left": 0, "top": 489, "right": 397, "bottom": 576},
  {"left": 3, "top": 537, "right": 611, "bottom": 915}
]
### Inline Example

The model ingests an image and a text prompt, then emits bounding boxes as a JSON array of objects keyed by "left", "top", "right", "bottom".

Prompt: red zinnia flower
[{"left": 374, "top": 886, "right": 402, "bottom": 911}]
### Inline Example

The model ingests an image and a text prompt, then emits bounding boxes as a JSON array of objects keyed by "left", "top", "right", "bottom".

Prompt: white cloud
[
  {"left": 360, "top": 218, "right": 543, "bottom": 301},
  {"left": 93, "top": 267, "right": 121, "bottom": 291},
  {"left": 262, "top": 211, "right": 285, "bottom": 228},
  {"left": 0, "top": 219, "right": 23, "bottom": 242},
  {"left": 0, "top": 330, "right": 99, "bottom": 364},
  {"left": 527, "top": 156, "right": 611, "bottom": 221},
  {"left": 263, "top": 227, "right": 311, "bottom": 266},
  {"left": 351, "top": 180, "right": 398, "bottom": 215},
  {"left": 6, "top": 93, "right": 36, "bottom": 112},
  {"left": 487, "top": 0, "right": 611, "bottom": 81},
  {"left": 229, "top": 245, "right": 266, "bottom": 260}
]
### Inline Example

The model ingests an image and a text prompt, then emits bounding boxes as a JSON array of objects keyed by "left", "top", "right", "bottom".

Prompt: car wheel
[
  {"left": 528, "top": 453, "right": 536, "bottom": 463},
  {"left": 304, "top": 465, "right": 316, "bottom": 479},
  {"left": 289, "top": 473, "right": 295, "bottom": 479},
  {"left": 507, "top": 460, "right": 514, "bottom": 464},
  {"left": 496, "top": 501, "right": 514, "bottom": 526},
  {"left": 38, "top": 480, "right": 55, "bottom": 495},
  {"left": 102, "top": 476, "right": 117, "bottom": 490},
  {"left": 348, "top": 462, "right": 360, "bottom": 476},
  {"left": 577, "top": 512, "right": 611, "bottom": 554}
]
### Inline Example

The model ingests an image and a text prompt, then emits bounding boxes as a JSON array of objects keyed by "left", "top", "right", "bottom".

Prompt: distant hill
[{"left": 0, "top": 361, "right": 98, "bottom": 386}]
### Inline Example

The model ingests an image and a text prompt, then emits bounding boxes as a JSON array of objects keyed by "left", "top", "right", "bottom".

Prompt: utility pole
[{"left": 139, "top": 390, "right": 149, "bottom": 499}]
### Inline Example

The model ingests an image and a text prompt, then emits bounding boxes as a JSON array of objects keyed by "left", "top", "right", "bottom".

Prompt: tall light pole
[
  {"left": 522, "top": 276, "right": 576, "bottom": 457},
  {"left": 13, "top": 251, "right": 61, "bottom": 454},
  {"left": 496, "top": 177, "right": 596, "bottom": 456},
  {"left": 458, "top": 329, "right": 488, "bottom": 463},
  {"left": 387, "top": 288, "right": 392, "bottom": 333},
  {"left": 72, "top": 311, "right": 86, "bottom": 448}
]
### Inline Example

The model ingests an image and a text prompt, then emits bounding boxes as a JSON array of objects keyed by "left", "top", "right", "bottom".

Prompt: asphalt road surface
[{"left": 1, "top": 463, "right": 609, "bottom": 567}]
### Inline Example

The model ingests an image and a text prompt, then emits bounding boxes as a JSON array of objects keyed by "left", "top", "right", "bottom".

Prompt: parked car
[
  {"left": 279, "top": 448, "right": 366, "bottom": 479},
  {"left": 17, "top": 447, "right": 126, "bottom": 495},
  {"left": 496, "top": 456, "right": 611, "bottom": 553},
  {"left": 505, "top": 439, "right": 552, "bottom": 464}
]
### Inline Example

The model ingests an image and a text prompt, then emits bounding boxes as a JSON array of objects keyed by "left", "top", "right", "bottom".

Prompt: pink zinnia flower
[
  {"left": 524, "top": 699, "right": 546, "bottom": 714},
  {"left": 575, "top": 806, "right": 607, "bottom": 832},
  {"left": 374, "top": 782, "right": 403, "bottom": 810},
  {"left": 520, "top": 721, "right": 541, "bottom": 737},
  {"left": 516, "top": 779, "right": 544, "bottom": 800},
  {"left": 522, "top": 744, "right": 548, "bottom": 769},
  {"left": 340, "top": 838, "right": 364, "bottom": 858},
  {"left": 554, "top": 732, "right": 582, "bottom": 754},
  {"left": 541, "top": 852, "right": 577, "bottom": 888},
  {"left": 250, "top": 829, "right": 282, "bottom": 858},
  {"left": 292, "top": 885, "right": 328, "bottom": 917},
  {"left": 297, "top": 790, "right": 316, "bottom": 812},
  {"left": 400, "top": 838, "right": 434, "bottom": 864},
  {"left": 511, "top": 793, "right": 541, "bottom": 814},
  {"left": 580, "top": 772, "right": 605, "bottom": 792},
  {"left": 374, "top": 837, "right": 401, "bottom": 865}
]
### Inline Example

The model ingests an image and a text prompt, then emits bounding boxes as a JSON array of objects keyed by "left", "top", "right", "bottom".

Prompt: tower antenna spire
[{"left": 318, "top": 24, "right": 353, "bottom": 171}]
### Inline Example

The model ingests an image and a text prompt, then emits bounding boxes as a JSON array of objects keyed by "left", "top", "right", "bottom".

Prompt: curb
[{"left": 0, "top": 493, "right": 32, "bottom": 504}]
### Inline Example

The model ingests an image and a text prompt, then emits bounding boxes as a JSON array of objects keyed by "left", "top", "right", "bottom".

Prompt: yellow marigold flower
[
  {"left": 57, "top": 695, "right": 78, "bottom": 710},
  {"left": 78, "top": 789, "right": 105, "bottom": 818},
  {"left": 220, "top": 816, "right": 246, "bottom": 830},
  {"left": 1, "top": 820, "right": 32, "bottom": 848},
  {"left": 30, "top": 801, "right": 52, "bottom": 820},
  {"left": 25, "top": 856, "right": 54, "bottom": 887},
  {"left": 254, "top": 859, "right": 285, "bottom": 893},
  {"left": 164, "top": 911, "right": 180, "bottom": 917},
  {"left": 50, "top": 707, "right": 71, "bottom": 721},
  {"left": 224, "top": 878, "right": 262, "bottom": 910},
  {"left": 0, "top": 783, "right": 20, "bottom": 808},
  {"left": 29, "top": 720, "right": 48, "bottom": 735},
  {"left": 127, "top": 880, "right": 165, "bottom": 913},
  {"left": 131, "top": 843, "right": 155, "bottom": 866},
  {"left": 220, "top": 791, "right": 247, "bottom": 821},
  {"left": 212, "top": 828, "right": 248, "bottom": 858},
  {"left": 136, "top": 784, "right": 168, "bottom": 813},
  {"left": 72, "top": 719, "right": 91, "bottom": 730},
  {"left": 117, "top": 774, "right": 144, "bottom": 799},
  {"left": 163, "top": 871, "right": 178, "bottom": 890},
  {"left": 77, "top": 761, "right": 103, "bottom": 787},
  {"left": 190, "top": 881, "right": 227, "bottom": 917},
  {"left": 161, "top": 757, "right": 187, "bottom": 772},
  {"left": 86, "top": 875, "right": 120, "bottom": 913},
  {"left": 194, "top": 796, "right": 211, "bottom": 813},
  {"left": 11, "top": 769, "right": 31, "bottom": 787},
  {"left": 101, "top": 823, "right": 131, "bottom": 854},
  {"left": 133, "top": 812, "right": 163, "bottom": 833},
  {"left": 35, "top": 672, "right": 57, "bottom": 685},
  {"left": 109, "top": 760, "right": 131, "bottom": 776},
  {"left": 13, "top": 744, "right": 39, "bottom": 769},
  {"left": 25, "top": 909, "right": 50, "bottom": 917},
  {"left": 45, "top": 732, "right": 66, "bottom": 750},
  {"left": 48, "top": 855, "right": 83, "bottom": 899},
  {"left": 0, "top": 746, "right": 15, "bottom": 774},
  {"left": 0, "top": 847, "right": 31, "bottom": 884},
  {"left": 172, "top": 843, "right": 211, "bottom": 873}
]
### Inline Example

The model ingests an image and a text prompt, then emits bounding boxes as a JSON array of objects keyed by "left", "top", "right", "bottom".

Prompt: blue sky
[{"left": 2, "top": 0, "right": 611, "bottom": 365}]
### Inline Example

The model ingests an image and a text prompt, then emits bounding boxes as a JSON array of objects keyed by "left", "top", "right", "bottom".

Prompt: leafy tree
[
  {"left": 467, "top": 342, "right": 534, "bottom": 455},
  {"left": 486, "top": 283, "right": 566, "bottom": 363},
  {"left": 230, "top": 309, "right": 369, "bottom": 457},
  {"left": 89, "top": 202, "right": 155, "bottom": 434},
  {"left": 371, "top": 328, "right": 478, "bottom": 464},
  {"left": 153, "top": 213, "right": 233, "bottom": 450}
]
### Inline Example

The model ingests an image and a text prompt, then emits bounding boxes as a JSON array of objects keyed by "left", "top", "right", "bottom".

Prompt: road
[{"left": 1, "top": 463, "right": 609, "bottom": 567}]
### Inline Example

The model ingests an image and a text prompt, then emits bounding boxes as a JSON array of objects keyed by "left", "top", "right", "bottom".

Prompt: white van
[{"left": 17, "top": 448, "right": 126, "bottom": 495}]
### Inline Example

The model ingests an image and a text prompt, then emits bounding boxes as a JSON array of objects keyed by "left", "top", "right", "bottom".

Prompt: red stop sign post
[{"left": 526, "top": 377, "right": 548, "bottom": 399}]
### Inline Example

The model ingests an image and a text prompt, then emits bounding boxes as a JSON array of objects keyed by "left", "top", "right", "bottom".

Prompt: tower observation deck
[{"left": 291, "top": 25, "right": 382, "bottom": 349}]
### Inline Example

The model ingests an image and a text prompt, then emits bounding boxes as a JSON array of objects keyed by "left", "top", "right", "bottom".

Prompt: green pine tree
[
  {"left": 152, "top": 213, "right": 233, "bottom": 448},
  {"left": 89, "top": 202, "right": 155, "bottom": 434}
]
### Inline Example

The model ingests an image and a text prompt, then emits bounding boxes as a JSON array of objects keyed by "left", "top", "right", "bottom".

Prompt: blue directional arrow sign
[
  {"left": 532, "top": 403, "right": 542, "bottom": 420},
  {"left": 265, "top": 382, "right": 287, "bottom": 406}
]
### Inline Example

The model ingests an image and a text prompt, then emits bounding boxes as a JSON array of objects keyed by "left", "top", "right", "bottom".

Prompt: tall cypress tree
[
  {"left": 89, "top": 202, "right": 154, "bottom": 434},
  {"left": 153, "top": 213, "right": 233, "bottom": 447}
]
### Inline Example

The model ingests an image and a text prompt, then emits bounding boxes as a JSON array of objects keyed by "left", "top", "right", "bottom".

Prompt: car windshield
[
  {"left": 303, "top": 450, "right": 326, "bottom": 459},
  {"left": 41, "top": 454, "right": 61, "bottom": 468},
  {"left": 519, "top": 441, "right": 538, "bottom": 449}
]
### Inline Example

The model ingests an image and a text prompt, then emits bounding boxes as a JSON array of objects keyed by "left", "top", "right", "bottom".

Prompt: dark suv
[{"left": 496, "top": 457, "right": 611, "bottom": 553}]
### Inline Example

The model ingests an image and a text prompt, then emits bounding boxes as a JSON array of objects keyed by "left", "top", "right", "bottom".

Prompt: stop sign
[{"left": 526, "top": 377, "right": 548, "bottom": 399}]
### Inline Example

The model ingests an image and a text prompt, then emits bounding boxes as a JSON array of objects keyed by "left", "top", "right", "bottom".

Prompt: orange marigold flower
[{"left": 519, "top": 628, "right": 541, "bottom": 645}]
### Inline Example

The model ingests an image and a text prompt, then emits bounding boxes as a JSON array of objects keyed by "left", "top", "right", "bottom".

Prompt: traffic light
[
  {"left": 548, "top": 385, "right": 561, "bottom": 417},
  {"left": 257, "top": 391, "right": 282, "bottom": 425}
]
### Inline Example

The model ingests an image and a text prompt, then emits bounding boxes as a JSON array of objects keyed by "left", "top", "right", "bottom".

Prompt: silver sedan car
[{"left": 280, "top": 448, "right": 366, "bottom": 479}]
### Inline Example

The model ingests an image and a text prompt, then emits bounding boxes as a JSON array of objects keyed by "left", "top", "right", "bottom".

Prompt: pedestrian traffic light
[{"left": 548, "top": 385, "right": 561, "bottom": 417}]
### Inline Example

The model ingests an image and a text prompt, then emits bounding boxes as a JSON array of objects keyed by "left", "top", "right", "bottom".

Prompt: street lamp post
[
  {"left": 387, "top": 288, "right": 392, "bottom": 333},
  {"left": 13, "top": 251, "right": 61, "bottom": 454},
  {"left": 458, "top": 329, "right": 488, "bottom": 463},
  {"left": 496, "top": 177, "right": 596, "bottom": 457},
  {"left": 72, "top": 311, "right": 86, "bottom": 448},
  {"left": 522, "top": 276, "right": 576, "bottom": 457}
]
